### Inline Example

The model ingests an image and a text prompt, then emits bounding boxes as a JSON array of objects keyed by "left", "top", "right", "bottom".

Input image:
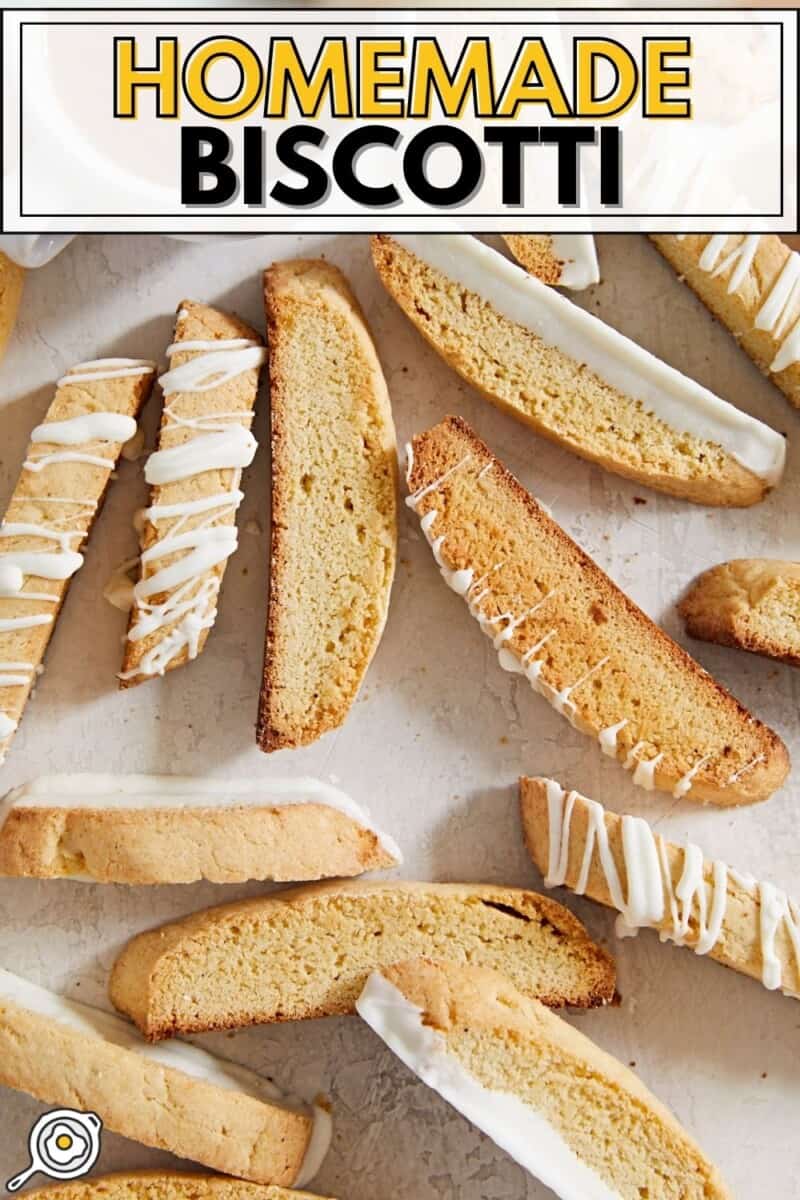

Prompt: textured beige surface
[
  {"left": 373, "top": 235, "right": 770, "bottom": 506},
  {"left": 0, "top": 253, "right": 24, "bottom": 362},
  {"left": 378, "top": 959, "right": 731, "bottom": 1200},
  {"left": 407, "top": 416, "right": 788, "bottom": 806},
  {"left": 21, "top": 1172, "right": 333, "bottom": 1200},
  {"left": 121, "top": 300, "right": 263, "bottom": 686},
  {"left": 651, "top": 235, "right": 800, "bottom": 410},
  {"left": 0, "top": 362, "right": 155, "bottom": 762},
  {"left": 520, "top": 776, "right": 800, "bottom": 998},
  {"left": 110, "top": 880, "right": 616, "bottom": 1039},
  {"left": 679, "top": 559, "right": 800, "bottom": 666},
  {"left": 0, "top": 996, "right": 312, "bottom": 1185},
  {"left": 1, "top": 233, "right": 799, "bottom": 1198},
  {"left": 259, "top": 260, "right": 397, "bottom": 751},
  {"left": 0, "top": 801, "right": 397, "bottom": 884}
]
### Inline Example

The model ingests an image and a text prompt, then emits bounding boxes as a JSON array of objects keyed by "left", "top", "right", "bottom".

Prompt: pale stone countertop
[{"left": 0, "top": 233, "right": 798, "bottom": 1198}]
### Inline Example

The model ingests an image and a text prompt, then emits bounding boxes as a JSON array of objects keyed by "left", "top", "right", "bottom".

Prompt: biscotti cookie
[
  {"left": 120, "top": 301, "right": 266, "bottom": 685},
  {"left": 0, "top": 358, "right": 156, "bottom": 762},
  {"left": 110, "top": 880, "right": 616, "bottom": 1040},
  {"left": 679, "top": 559, "right": 800, "bottom": 666},
  {"left": 357, "top": 960, "right": 730, "bottom": 1200},
  {"left": 502, "top": 235, "right": 599, "bottom": 290},
  {"left": 651, "top": 235, "right": 800, "bottom": 409},
  {"left": 0, "top": 774, "right": 400, "bottom": 884},
  {"left": 0, "top": 969, "right": 328, "bottom": 1187},
  {"left": 521, "top": 777, "right": 800, "bottom": 1000},
  {"left": 0, "top": 251, "right": 24, "bottom": 361},
  {"left": 258, "top": 260, "right": 397, "bottom": 751},
  {"left": 19, "top": 1174, "right": 335, "bottom": 1200},
  {"left": 373, "top": 234, "right": 785, "bottom": 505},
  {"left": 406, "top": 417, "right": 788, "bottom": 805}
]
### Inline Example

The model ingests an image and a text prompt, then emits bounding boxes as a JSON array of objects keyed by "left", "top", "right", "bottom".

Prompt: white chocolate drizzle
[
  {"left": 122, "top": 331, "right": 263, "bottom": 680},
  {"left": 393, "top": 235, "right": 785, "bottom": 485},
  {"left": 548, "top": 234, "right": 600, "bottom": 291},
  {"left": 542, "top": 780, "right": 800, "bottom": 994},
  {"left": 684, "top": 235, "right": 800, "bottom": 374},
  {"left": 57, "top": 358, "right": 155, "bottom": 387},
  {"left": 30, "top": 413, "right": 138, "bottom": 445}
]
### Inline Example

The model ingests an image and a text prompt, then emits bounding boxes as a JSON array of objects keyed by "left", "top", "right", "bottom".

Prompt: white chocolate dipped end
[
  {"left": 521, "top": 777, "right": 800, "bottom": 1000},
  {"left": 357, "top": 961, "right": 730, "bottom": 1200},
  {"left": 0, "top": 969, "right": 329, "bottom": 1187},
  {"left": 0, "top": 774, "right": 401, "bottom": 884},
  {"left": 374, "top": 235, "right": 784, "bottom": 505},
  {"left": 503, "top": 234, "right": 600, "bottom": 290}
]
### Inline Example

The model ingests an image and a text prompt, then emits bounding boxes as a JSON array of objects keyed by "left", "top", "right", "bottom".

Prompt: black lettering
[
  {"left": 332, "top": 126, "right": 400, "bottom": 206},
  {"left": 181, "top": 127, "right": 236, "bottom": 205},
  {"left": 539, "top": 126, "right": 596, "bottom": 205},
  {"left": 270, "top": 124, "right": 329, "bottom": 207},
  {"left": 483, "top": 127, "right": 539, "bottom": 206},
  {"left": 403, "top": 125, "right": 483, "bottom": 207}
]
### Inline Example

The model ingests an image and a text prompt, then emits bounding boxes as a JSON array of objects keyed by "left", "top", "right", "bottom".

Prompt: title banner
[{"left": 3, "top": 8, "right": 798, "bottom": 232}]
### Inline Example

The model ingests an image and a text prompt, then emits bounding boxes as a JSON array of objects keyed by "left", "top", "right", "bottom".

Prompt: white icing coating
[
  {"left": 23, "top": 451, "right": 116, "bottom": 473},
  {"left": 542, "top": 780, "right": 800, "bottom": 993},
  {"left": 0, "top": 614, "right": 53, "bottom": 633},
  {"left": 0, "top": 967, "right": 331, "bottom": 1184},
  {"left": 30, "top": 413, "right": 138, "bottom": 446},
  {"left": 357, "top": 971, "right": 620, "bottom": 1200},
  {"left": 145, "top": 426, "right": 257, "bottom": 485},
  {"left": 136, "top": 527, "right": 238, "bottom": 598},
  {"left": 144, "top": 489, "right": 244, "bottom": 522},
  {"left": 159, "top": 345, "right": 266, "bottom": 395},
  {"left": 549, "top": 235, "right": 600, "bottom": 290},
  {"left": 0, "top": 714, "right": 17, "bottom": 738},
  {"left": 0, "top": 662, "right": 34, "bottom": 688},
  {"left": 685, "top": 235, "right": 800, "bottom": 373},
  {"left": 1, "top": 521, "right": 82, "bottom": 551},
  {"left": 0, "top": 774, "right": 402, "bottom": 862},
  {"left": 392, "top": 235, "right": 785, "bottom": 485},
  {"left": 166, "top": 337, "right": 260, "bottom": 356},
  {"left": 598, "top": 719, "right": 628, "bottom": 758},
  {"left": 58, "top": 359, "right": 155, "bottom": 387},
  {"left": 0, "top": 550, "right": 83, "bottom": 582}
]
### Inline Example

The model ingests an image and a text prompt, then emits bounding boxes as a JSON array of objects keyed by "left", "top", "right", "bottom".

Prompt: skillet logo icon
[{"left": 6, "top": 1109, "right": 103, "bottom": 1192}]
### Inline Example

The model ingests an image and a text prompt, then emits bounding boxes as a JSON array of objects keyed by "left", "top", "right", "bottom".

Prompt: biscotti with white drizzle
[
  {"left": 0, "top": 357, "right": 156, "bottom": 761},
  {"left": 521, "top": 777, "right": 800, "bottom": 1000},
  {"left": 406, "top": 417, "right": 788, "bottom": 805},
  {"left": 502, "top": 234, "right": 599, "bottom": 290},
  {"left": 120, "top": 300, "right": 265, "bottom": 686},
  {"left": 357, "top": 960, "right": 730, "bottom": 1200},
  {"left": 0, "top": 969, "right": 326, "bottom": 1187},
  {"left": 109, "top": 880, "right": 616, "bottom": 1040},
  {"left": 258, "top": 260, "right": 397, "bottom": 751},
  {"left": 679, "top": 559, "right": 800, "bottom": 667},
  {"left": 19, "top": 1174, "right": 336, "bottom": 1200},
  {"left": 373, "top": 234, "right": 785, "bottom": 506},
  {"left": 651, "top": 235, "right": 800, "bottom": 409},
  {"left": 0, "top": 774, "right": 400, "bottom": 884},
  {"left": 0, "top": 250, "right": 24, "bottom": 361}
]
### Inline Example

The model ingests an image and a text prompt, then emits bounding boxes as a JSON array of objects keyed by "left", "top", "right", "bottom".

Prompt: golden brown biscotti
[
  {"left": 20, "top": 1174, "right": 335, "bottom": 1200},
  {"left": 0, "top": 970, "right": 319, "bottom": 1187},
  {"left": 650, "top": 235, "right": 800, "bottom": 409},
  {"left": 120, "top": 300, "right": 266, "bottom": 686},
  {"left": 679, "top": 559, "right": 800, "bottom": 666},
  {"left": 0, "top": 358, "right": 156, "bottom": 763},
  {"left": 373, "top": 234, "right": 785, "bottom": 506},
  {"left": 406, "top": 416, "right": 788, "bottom": 805},
  {"left": 356, "top": 959, "right": 730, "bottom": 1200},
  {"left": 502, "top": 234, "right": 599, "bottom": 289},
  {"left": 521, "top": 776, "right": 800, "bottom": 1000},
  {"left": 0, "top": 251, "right": 24, "bottom": 360},
  {"left": 109, "top": 880, "right": 616, "bottom": 1040},
  {"left": 0, "top": 774, "right": 399, "bottom": 884},
  {"left": 259, "top": 260, "right": 397, "bottom": 751}
]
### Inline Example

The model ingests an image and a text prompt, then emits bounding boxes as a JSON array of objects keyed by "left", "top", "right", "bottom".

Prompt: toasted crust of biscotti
[
  {"left": 120, "top": 300, "right": 263, "bottom": 686},
  {"left": 373, "top": 235, "right": 775, "bottom": 506},
  {"left": 109, "top": 879, "right": 616, "bottom": 1040},
  {"left": 0, "top": 251, "right": 24, "bottom": 360},
  {"left": 0, "top": 990, "right": 312, "bottom": 1185},
  {"left": 679, "top": 559, "right": 800, "bottom": 667},
  {"left": 406, "top": 417, "right": 788, "bottom": 805},
  {"left": 0, "top": 361, "right": 155, "bottom": 762},
  {"left": 370, "top": 959, "right": 730, "bottom": 1200},
  {"left": 0, "top": 801, "right": 396, "bottom": 884},
  {"left": 502, "top": 235, "right": 599, "bottom": 290},
  {"left": 520, "top": 776, "right": 800, "bottom": 999},
  {"left": 21, "top": 1174, "right": 333, "bottom": 1200},
  {"left": 650, "top": 235, "right": 800, "bottom": 409},
  {"left": 259, "top": 260, "right": 397, "bottom": 751},
  {"left": 502, "top": 235, "right": 568, "bottom": 285}
]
